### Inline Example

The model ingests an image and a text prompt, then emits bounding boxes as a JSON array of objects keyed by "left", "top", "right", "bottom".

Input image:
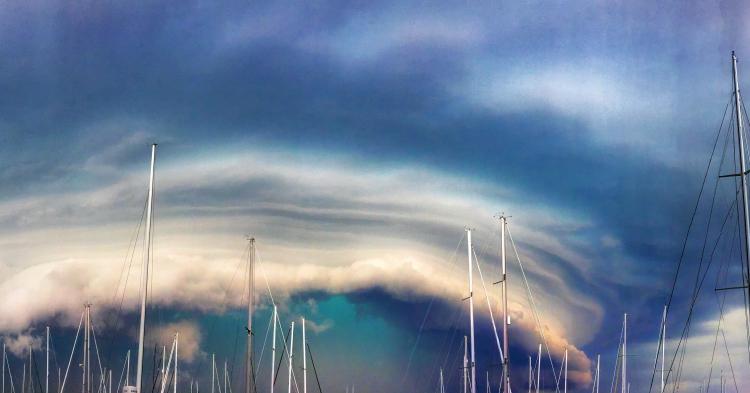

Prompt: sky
[{"left": 2, "top": 1, "right": 750, "bottom": 392}]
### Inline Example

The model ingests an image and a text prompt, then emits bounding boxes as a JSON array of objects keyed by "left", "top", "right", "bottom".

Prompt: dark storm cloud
[{"left": 2, "top": 0, "right": 750, "bottom": 391}]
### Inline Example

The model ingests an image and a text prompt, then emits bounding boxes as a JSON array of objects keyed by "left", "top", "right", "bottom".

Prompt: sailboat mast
[
  {"left": 46, "top": 327, "right": 49, "bottom": 393},
  {"left": 302, "top": 318, "right": 306, "bottom": 393},
  {"left": 563, "top": 349, "right": 567, "bottom": 393},
  {"left": 731, "top": 52, "right": 750, "bottom": 314},
  {"left": 535, "top": 345, "right": 540, "bottom": 393},
  {"left": 463, "top": 336, "right": 468, "bottom": 393},
  {"left": 246, "top": 238, "right": 256, "bottom": 393},
  {"left": 136, "top": 144, "right": 157, "bottom": 393},
  {"left": 270, "top": 307, "right": 277, "bottom": 393},
  {"left": 499, "top": 216, "right": 509, "bottom": 393},
  {"left": 287, "top": 322, "right": 294, "bottom": 393},
  {"left": 174, "top": 334, "right": 178, "bottom": 393},
  {"left": 467, "top": 229, "right": 476, "bottom": 393},
  {"left": 439, "top": 369, "right": 444, "bottom": 393},
  {"left": 596, "top": 354, "right": 600, "bottom": 393},
  {"left": 622, "top": 314, "right": 627, "bottom": 393}
]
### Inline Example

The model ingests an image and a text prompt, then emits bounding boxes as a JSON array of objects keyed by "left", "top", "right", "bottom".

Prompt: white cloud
[
  {"left": 0, "top": 145, "right": 615, "bottom": 384},
  {"left": 148, "top": 321, "right": 202, "bottom": 363},
  {"left": 2, "top": 331, "right": 42, "bottom": 357}
]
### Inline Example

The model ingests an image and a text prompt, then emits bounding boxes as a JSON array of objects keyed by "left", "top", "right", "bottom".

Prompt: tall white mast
[
  {"left": 622, "top": 314, "right": 627, "bottom": 393},
  {"left": 302, "top": 318, "right": 306, "bottom": 393},
  {"left": 211, "top": 354, "right": 215, "bottom": 393},
  {"left": 246, "top": 238, "right": 255, "bottom": 393},
  {"left": 595, "top": 354, "right": 600, "bottom": 393},
  {"left": 287, "top": 322, "right": 294, "bottom": 393},
  {"left": 162, "top": 347, "right": 167, "bottom": 389},
  {"left": 174, "top": 334, "right": 178, "bottom": 393},
  {"left": 46, "top": 327, "right": 50, "bottom": 393},
  {"left": 731, "top": 52, "right": 750, "bottom": 309},
  {"left": 563, "top": 349, "right": 568, "bottom": 393},
  {"left": 270, "top": 308, "right": 277, "bottom": 393},
  {"left": 136, "top": 144, "right": 157, "bottom": 393},
  {"left": 85, "top": 305, "right": 91, "bottom": 393},
  {"left": 499, "top": 216, "right": 509, "bottom": 393},
  {"left": 439, "top": 369, "right": 444, "bottom": 393},
  {"left": 2, "top": 343, "right": 5, "bottom": 393},
  {"left": 463, "top": 336, "right": 468, "bottom": 393},
  {"left": 466, "top": 229, "right": 476, "bottom": 393},
  {"left": 535, "top": 345, "right": 540, "bottom": 393},
  {"left": 126, "top": 351, "right": 131, "bottom": 386}
]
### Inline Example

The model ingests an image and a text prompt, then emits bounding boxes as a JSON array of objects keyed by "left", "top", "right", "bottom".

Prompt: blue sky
[{"left": 1, "top": 1, "right": 750, "bottom": 392}]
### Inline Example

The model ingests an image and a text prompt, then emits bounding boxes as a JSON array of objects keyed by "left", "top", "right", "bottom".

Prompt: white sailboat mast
[
  {"left": 731, "top": 52, "right": 750, "bottom": 307},
  {"left": 563, "top": 349, "right": 568, "bottom": 393},
  {"left": 467, "top": 229, "right": 476, "bottom": 393},
  {"left": 622, "top": 314, "right": 627, "bottom": 393},
  {"left": 302, "top": 318, "right": 306, "bottom": 393},
  {"left": 595, "top": 354, "right": 600, "bottom": 393},
  {"left": 499, "top": 216, "right": 509, "bottom": 393},
  {"left": 46, "top": 327, "right": 50, "bottom": 393},
  {"left": 136, "top": 144, "right": 157, "bottom": 393},
  {"left": 535, "top": 345, "right": 540, "bottom": 393},
  {"left": 463, "top": 336, "right": 468, "bottom": 393},
  {"left": 287, "top": 323, "right": 294, "bottom": 393}
]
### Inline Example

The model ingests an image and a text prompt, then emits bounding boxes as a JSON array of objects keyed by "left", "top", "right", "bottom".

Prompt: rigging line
[
  {"left": 437, "top": 301, "right": 466, "bottom": 390},
  {"left": 664, "top": 198, "right": 737, "bottom": 390},
  {"left": 737, "top": 96, "right": 750, "bottom": 358},
  {"left": 705, "top": 220, "right": 737, "bottom": 393},
  {"left": 59, "top": 310, "right": 85, "bottom": 393},
  {"left": 272, "top": 327, "right": 290, "bottom": 386},
  {"left": 609, "top": 324, "right": 624, "bottom": 393},
  {"left": 428, "top": 293, "right": 464, "bottom": 392},
  {"left": 728, "top": 113, "right": 750, "bottom": 358},
  {"left": 115, "top": 352, "right": 127, "bottom": 393},
  {"left": 716, "top": 222, "right": 741, "bottom": 393},
  {"left": 655, "top": 103, "right": 735, "bottom": 392},
  {"left": 663, "top": 93, "right": 732, "bottom": 310},
  {"left": 675, "top": 108, "right": 736, "bottom": 389},
  {"left": 305, "top": 344, "right": 323, "bottom": 393},
  {"left": 103, "top": 190, "right": 148, "bottom": 368},
  {"left": 4, "top": 350, "right": 17, "bottom": 393},
  {"left": 471, "top": 248, "right": 505, "bottom": 362},
  {"left": 91, "top": 320, "right": 107, "bottom": 381},
  {"left": 228, "top": 324, "right": 242, "bottom": 392},
  {"left": 399, "top": 300, "right": 433, "bottom": 386},
  {"left": 505, "top": 226, "right": 560, "bottom": 393},
  {"left": 425, "top": 235, "right": 466, "bottom": 390},
  {"left": 255, "top": 310, "right": 274, "bottom": 375},
  {"left": 647, "top": 93, "right": 735, "bottom": 393},
  {"left": 193, "top": 241, "right": 251, "bottom": 377},
  {"left": 718, "top": 304, "right": 740, "bottom": 393},
  {"left": 402, "top": 234, "right": 464, "bottom": 387}
]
